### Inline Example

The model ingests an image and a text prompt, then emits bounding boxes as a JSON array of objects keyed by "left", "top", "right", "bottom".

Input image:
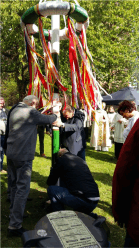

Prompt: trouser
[
  {"left": 115, "top": 142, "right": 123, "bottom": 159},
  {"left": 77, "top": 148, "right": 86, "bottom": 161},
  {"left": 38, "top": 126, "right": 44, "bottom": 155},
  {"left": 47, "top": 186, "right": 98, "bottom": 214},
  {"left": 8, "top": 159, "right": 32, "bottom": 228},
  {"left": 84, "top": 127, "right": 89, "bottom": 140},
  {"left": 124, "top": 231, "right": 138, "bottom": 248},
  {"left": 46, "top": 124, "right": 52, "bottom": 134},
  {"left": 0, "top": 135, "right": 5, "bottom": 171}
]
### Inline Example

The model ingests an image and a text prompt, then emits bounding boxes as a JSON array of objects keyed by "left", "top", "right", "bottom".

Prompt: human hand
[
  {"left": 118, "top": 120, "right": 122, "bottom": 124},
  {"left": 52, "top": 119, "right": 63, "bottom": 127}
]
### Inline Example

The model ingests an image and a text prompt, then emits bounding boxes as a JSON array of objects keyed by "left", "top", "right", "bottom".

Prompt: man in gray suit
[{"left": 6, "top": 95, "right": 57, "bottom": 237}]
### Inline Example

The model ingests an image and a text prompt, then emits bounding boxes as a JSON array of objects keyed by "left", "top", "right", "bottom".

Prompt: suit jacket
[
  {"left": 47, "top": 152, "right": 99, "bottom": 200},
  {"left": 6, "top": 102, "right": 57, "bottom": 161},
  {"left": 60, "top": 109, "right": 86, "bottom": 155}
]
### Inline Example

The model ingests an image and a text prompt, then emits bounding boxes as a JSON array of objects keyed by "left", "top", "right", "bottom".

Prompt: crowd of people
[{"left": 0, "top": 95, "right": 139, "bottom": 247}]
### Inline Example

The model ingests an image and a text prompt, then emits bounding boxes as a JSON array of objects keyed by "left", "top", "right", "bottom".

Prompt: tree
[
  {"left": 1, "top": 0, "right": 39, "bottom": 102},
  {"left": 1, "top": 0, "right": 139, "bottom": 105},
  {"left": 79, "top": 0, "right": 139, "bottom": 93}
]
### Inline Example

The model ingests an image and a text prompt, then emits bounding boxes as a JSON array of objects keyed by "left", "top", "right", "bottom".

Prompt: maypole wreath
[{"left": 21, "top": 1, "right": 107, "bottom": 113}]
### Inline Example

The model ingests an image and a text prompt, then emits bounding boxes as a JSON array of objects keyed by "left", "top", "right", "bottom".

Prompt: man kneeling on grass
[{"left": 47, "top": 148, "right": 100, "bottom": 218}]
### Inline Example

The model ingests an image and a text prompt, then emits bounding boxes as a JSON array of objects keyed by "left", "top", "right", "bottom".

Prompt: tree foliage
[{"left": 1, "top": 0, "right": 139, "bottom": 105}]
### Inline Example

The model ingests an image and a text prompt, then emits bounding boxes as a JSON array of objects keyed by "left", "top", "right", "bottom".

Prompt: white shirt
[
  {"left": 123, "top": 111, "right": 139, "bottom": 142},
  {"left": 108, "top": 112, "right": 116, "bottom": 126},
  {"left": 80, "top": 109, "right": 87, "bottom": 127},
  {"left": 111, "top": 113, "right": 128, "bottom": 143}
]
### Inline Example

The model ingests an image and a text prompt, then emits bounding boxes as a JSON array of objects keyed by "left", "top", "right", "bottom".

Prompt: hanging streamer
[
  {"left": 68, "top": 17, "right": 102, "bottom": 115},
  {"left": 24, "top": 17, "right": 67, "bottom": 111}
]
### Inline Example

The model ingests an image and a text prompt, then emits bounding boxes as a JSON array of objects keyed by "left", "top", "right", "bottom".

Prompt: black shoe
[
  {"left": 7, "top": 227, "right": 27, "bottom": 237},
  {"left": 88, "top": 212, "right": 98, "bottom": 219},
  {"left": 46, "top": 204, "right": 53, "bottom": 214},
  {"left": 93, "top": 216, "right": 106, "bottom": 227}
]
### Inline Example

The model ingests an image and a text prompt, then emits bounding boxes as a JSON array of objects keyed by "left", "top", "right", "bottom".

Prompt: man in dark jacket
[
  {"left": 53, "top": 105, "right": 86, "bottom": 160},
  {"left": 6, "top": 95, "right": 57, "bottom": 237},
  {"left": 47, "top": 148, "right": 99, "bottom": 215},
  {"left": 112, "top": 119, "right": 139, "bottom": 247}
]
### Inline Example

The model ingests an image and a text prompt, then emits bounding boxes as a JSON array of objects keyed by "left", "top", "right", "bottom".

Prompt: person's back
[
  {"left": 47, "top": 149, "right": 99, "bottom": 215},
  {"left": 6, "top": 102, "right": 56, "bottom": 161},
  {"left": 48, "top": 152, "right": 99, "bottom": 199}
]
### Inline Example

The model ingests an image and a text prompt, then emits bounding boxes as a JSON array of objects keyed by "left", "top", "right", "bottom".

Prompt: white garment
[
  {"left": 80, "top": 109, "right": 87, "bottom": 128},
  {"left": 0, "top": 120, "right": 6, "bottom": 134},
  {"left": 80, "top": 108, "right": 92, "bottom": 127},
  {"left": 123, "top": 111, "right": 139, "bottom": 142},
  {"left": 90, "top": 109, "right": 111, "bottom": 151},
  {"left": 111, "top": 113, "right": 128, "bottom": 143},
  {"left": 107, "top": 113, "right": 116, "bottom": 126}
]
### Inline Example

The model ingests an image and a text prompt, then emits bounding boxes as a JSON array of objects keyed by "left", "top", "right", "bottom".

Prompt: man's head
[
  {"left": 109, "top": 106, "right": 114, "bottom": 113},
  {"left": 0, "top": 97, "right": 5, "bottom": 110},
  {"left": 23, "top": 95, "right": 39, "bottom": 109},
  {"left": 118, "top": 100, "right": 136, "bottom": 119},
  {"left": 62, "top": 105, "right": 74, "bottom": 120},
  {"left": 57, "top": 148, "right": 69, "bottom": 157}
]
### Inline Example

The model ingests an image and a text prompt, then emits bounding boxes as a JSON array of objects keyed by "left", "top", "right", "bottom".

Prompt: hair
[
  {"left": 63, "top": 105, "right": 74, "bottom": 113},
  {"left": 118, "top": 100, "right": 136, "bottom": 114},
  {"left": 23, "top": 95, "right": 39, "bottom": 105},
  {"left": 0, "top": 97, "right": 5, "bottom": 106}
]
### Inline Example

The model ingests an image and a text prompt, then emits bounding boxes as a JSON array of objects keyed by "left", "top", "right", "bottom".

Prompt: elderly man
[
  {"left": 0, "top": 97, "right": 9, "bottom": 172},
  {"left": 53, "top": 105, "right": 86, "bottom": 160},
  {"left": 6, "top": 95, "right": 57, "bottom": 237},
  {"left": 47, "top": 148, "right": 100, "bottom": 216}
]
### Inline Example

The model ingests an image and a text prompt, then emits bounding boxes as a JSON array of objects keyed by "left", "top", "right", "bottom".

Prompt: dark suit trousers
[{"left": 38, "top": 126, "right": 44, "bottom": 155}]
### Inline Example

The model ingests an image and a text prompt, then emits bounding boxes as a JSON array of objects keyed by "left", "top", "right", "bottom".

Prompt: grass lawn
[{"left": 1, "top": 134, "right": 126, "bottom": 247}]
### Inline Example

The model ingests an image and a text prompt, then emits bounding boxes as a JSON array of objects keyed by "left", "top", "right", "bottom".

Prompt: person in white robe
[
  {"left": 107, "top": 106, "right": 116, "bottom": 126},
  {"left": 110, "top": 112, "right": 128, "bottom": 159},
  {"left": 90, "top": 103, "right": 111, "bottom": 151}
]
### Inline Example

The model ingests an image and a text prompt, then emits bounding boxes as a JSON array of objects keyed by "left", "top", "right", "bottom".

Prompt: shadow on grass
[
  {"left": 34, "top": 151, "right": 51, "bottom": 160},
  {"left": 97, "top": 200, "right": 112, "bottom": 216},
  {"left": 1, "top": 170, "right": 51, "bottom": 247},
  {"left": 1, "top": 168, "right": 125, "bottom": 248},
  {"left": 31, "top": 169, "right": 49, "bottom": 188},
  {"left": 106, "top": 220, "right": 126, "bottom": 248},
  {"left": 91, "top": 171, "right": 113, "bottom": 187},
  {"left": 86, "top": 144, "right": 117, "bottom": 164}
]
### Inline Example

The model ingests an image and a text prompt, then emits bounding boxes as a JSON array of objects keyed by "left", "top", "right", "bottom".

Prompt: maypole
[
  {"left": 51, "top": 0, "right": 60, "bottom": 167},
  {"left": 20, "top": 0, "right": 111, "bottom": 166}
]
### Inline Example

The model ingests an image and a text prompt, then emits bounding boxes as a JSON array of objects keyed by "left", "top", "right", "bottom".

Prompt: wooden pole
[{"left": 51, "top": 0, "right": 60, "bottom": 167}]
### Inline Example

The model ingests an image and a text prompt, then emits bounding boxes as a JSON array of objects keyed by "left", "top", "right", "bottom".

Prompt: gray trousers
[{"left": 8, "top": 159, "right": 32, "bottom": 228}]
